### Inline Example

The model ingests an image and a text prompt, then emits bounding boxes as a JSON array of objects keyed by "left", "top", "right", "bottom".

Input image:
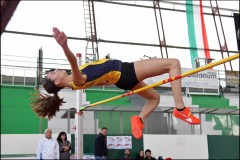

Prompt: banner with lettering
[{"left": 144, "top": 69, "right": 219, "bottom": 89}]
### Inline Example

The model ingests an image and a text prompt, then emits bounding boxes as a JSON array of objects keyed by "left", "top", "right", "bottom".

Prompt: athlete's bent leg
[
  {"left": 131, "top": 81, "right": 160, "bottom": 139},
  {"left": 132, "top": 58, "right": 200, "bottom": 129}
]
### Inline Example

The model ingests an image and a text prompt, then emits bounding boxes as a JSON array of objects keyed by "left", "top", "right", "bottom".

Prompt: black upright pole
[{"left": 38, "top": 47, "right": 43, "bottom": 85}]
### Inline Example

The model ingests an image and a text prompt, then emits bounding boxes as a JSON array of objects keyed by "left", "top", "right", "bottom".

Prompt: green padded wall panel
[
  {"left": 208, "top": 135, "right": 239, "bottom": 159},
  {"left": 1, "top": 86, "right": 47, "bottom": 134},
  {"left": 86, "top": 90, "right": 132, "bottom": 106}
]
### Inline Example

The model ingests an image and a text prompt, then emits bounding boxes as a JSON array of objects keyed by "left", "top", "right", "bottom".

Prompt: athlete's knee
[
  {"left": 150, "top": 92, "right": 160, "bottom": 104},
  {"left": 170, "top": 58, "right": 181, "bottom": 68}
]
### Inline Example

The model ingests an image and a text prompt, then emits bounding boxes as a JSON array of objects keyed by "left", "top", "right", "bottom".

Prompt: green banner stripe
[{"left": 186, "top": 0, "right": 198, "bottom": 68}]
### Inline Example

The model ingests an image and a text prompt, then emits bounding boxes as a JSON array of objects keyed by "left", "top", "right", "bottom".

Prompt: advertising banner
[
  {"left": 107, "top": 136, "right": 132, "bottom": 149},
  {"left": 144, "top": 69, "right": 219, "bottom": 89}
]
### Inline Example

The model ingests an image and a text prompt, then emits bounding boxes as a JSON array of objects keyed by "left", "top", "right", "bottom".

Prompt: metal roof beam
[
  {"left": 96, "top": 0, "right": 235, "bottom": 18},
  {"left": 4, "top": 30, "right": 239, "bottom": 54}
]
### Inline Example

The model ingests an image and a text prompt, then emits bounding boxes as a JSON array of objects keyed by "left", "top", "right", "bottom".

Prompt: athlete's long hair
[{"left": 31, "top": 77, "right": 65, "bottom": 119}]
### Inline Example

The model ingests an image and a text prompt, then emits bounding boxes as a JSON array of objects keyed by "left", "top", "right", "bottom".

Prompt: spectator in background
[
  {"left": 144, "top": 149, "right": 156, "bottom": 160},
  {"left": 94, "top": 127, "right": 108, "bottom": 160},
  {"left": 37, "top": 128, "right": 59, "bottom": 159},
  {"left": 57, "top": 131, "right": 71, "bottom": 159},
  {"left": 119, "top": 148, "right": 131, "bottom": 160},
  {"left": 135, "top": 150, "right": 144, "bottom": 160}
]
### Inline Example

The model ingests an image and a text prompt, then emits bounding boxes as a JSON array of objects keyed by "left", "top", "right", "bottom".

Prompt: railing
[
  {"left": 48, "top": 107, "right": 239, "bottom": 136},
  {"left": 1, "top": 66, "right": 37, "bottom": 87},
  {"left": 1, "top": 53, "right": 238, "bottom": 96},
  {"left": 1, "top": 64, "right": 238, "bottom": 94},
  {"left": 1, "top": 54, "right": 71, "bottom": 87}
]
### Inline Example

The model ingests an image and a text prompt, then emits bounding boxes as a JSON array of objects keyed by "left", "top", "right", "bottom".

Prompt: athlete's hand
[{"left": 52, "top": 27, "right": 68, "bottom": 48}]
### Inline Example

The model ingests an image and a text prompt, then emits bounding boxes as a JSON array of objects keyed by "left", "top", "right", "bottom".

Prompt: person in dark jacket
[
  {"left": 94, "top": 127, "right": 108, "bottom": 160},
  {"left": 57, "top": 131, "right": 71, "bottom": 159},
  {"left": 144, "top": 149, "right": 156, "bottom": 160}
]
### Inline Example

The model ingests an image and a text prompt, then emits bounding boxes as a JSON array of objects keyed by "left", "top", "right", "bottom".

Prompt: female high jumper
[{"left": 31, "top": 27, "right": 200, "bottom": 139}]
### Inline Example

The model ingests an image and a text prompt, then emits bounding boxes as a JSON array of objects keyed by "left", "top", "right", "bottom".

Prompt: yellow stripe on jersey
[{"left": 72, "top": 59, "right": 122, "bottom": 90}]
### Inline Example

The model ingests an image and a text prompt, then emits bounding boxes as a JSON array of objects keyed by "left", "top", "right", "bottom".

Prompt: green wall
[
  {"left": 86, "top": 89, "right": 132, "bottom": 106},
  {"left": 96, "top": 111, "right": 138, "bottom": 134},
  {"left": 208, "top": 135, "right": 239, "bottom": 159},
  {"left": 86, "top": 89, "right": 135, "bottom": 134},
  {"left": 192, "top": 95, "right": 239, "bottom": 135},
  {"left": 1, "top": 86, "right": 48, "bottom": 134}
]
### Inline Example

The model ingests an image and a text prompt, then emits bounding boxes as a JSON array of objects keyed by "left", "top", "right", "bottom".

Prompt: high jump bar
[{"left": 78, "top": 53, "right": 239, "bottom": 112}]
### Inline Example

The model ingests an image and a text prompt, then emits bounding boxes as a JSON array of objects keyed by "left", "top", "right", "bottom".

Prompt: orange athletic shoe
[
  {"left": 131, "top": 115, "right": 145, "bottom": 139},
  {"left": 173, "top": 107, "right": 201, "bottom": 125}
]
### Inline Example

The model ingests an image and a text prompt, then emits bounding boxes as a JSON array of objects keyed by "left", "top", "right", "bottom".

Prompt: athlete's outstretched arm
[{"left": 52, "top": 27, "right": 83, "bottom": 85}]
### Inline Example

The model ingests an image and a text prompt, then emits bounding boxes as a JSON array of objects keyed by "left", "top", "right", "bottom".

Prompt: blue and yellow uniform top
[{"left": 72, "top": 59, "right": 122, "bottom": 90}]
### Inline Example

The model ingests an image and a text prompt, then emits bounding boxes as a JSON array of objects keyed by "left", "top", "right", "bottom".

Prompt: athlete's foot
[
  {"left": 173, "top": 107, "right": 201, "bottom": 125},
  {"left": 131, "top": 115, "right": 145, "bottom": 139}
]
